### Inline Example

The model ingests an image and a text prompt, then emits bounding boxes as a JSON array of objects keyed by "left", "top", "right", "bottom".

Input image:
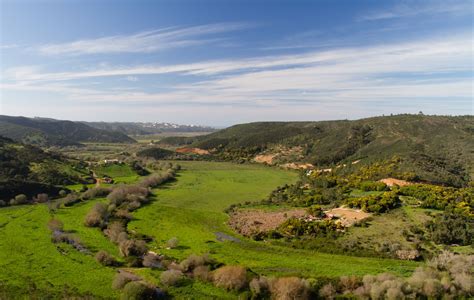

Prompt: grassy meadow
[
  {"left": 0, "top": 160, "right": 421, "bottom": 298},
  {"left": 130, "top": 162, "right": 418, "bottom": 278}
]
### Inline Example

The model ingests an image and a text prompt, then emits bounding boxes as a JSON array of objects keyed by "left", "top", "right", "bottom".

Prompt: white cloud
[
  {"left": 126, "top": 76, "right": 138, "bottom": 82},
  {"left": 36, "top": 23, "right": 253, "bottom": 56},
  {"left": 358, "top": 1, "right": 472, "bottom": 21},
  {"left": 2, "top": 32, "right": 472, "bottom": 114}
]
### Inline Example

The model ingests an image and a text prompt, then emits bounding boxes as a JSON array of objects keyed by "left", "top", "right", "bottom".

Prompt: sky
[{"left": 0, "top": 0, "right": 472, "bottom": 126}]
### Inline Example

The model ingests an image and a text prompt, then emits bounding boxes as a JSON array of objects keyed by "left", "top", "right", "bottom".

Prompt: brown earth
[
  {"left": 379, "top": 178, "right": 412, "bottom": 187},
  {"left": 175, "top": 147, "right": 210, "bottom": 155},
  {"left": 326, "top": 207, "right": 371, "bottom": 227},
  {"left": 254, "top": 154, "right": 277, "bottom": 164},
  {"left": 281, "top": 162, "right": 314, "bottom": 170},
  {"left": 229, "top": 209, "right": 306, "bottom": 236}
]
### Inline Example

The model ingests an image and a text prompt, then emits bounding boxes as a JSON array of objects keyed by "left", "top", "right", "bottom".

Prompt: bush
[
  {"left": 270, "top": 277, "right": 310, "bottom": 300},
  {"left": 81, "top": 187, "right": 111, "bottom": 200},
  {"left": 319, "top": 283, "right": 336, "bottom": 299},
  {"left": 142, "top": 252, "right": 163, "bottom": 269},
  {"left": 193, "top": 265, "right": 212, "bottom": 282},
  {"left": 250, "top": 277, "right": 270, "bottom": 298},
  {"left": 10, "top": 194, "right": 28, "bottom": 205},
  {"left": 180, "top": 254, "right": 214, "bottom": 272},
  {"left": 84, "top": 203, "right": 108, "bottom": 227},
  {"left": 213, "top": 265, "right": 247, "bottom": 291},
  {"left": 119, "top": 239, "right": 147, "bottom": 257},
  {"left": 47, "top": 219, "right": 64, "bottom": 232},
  {"left": 35, "top": 193, "right": 49, "bottom": 203},
  {"left": 95, "top": 250, "right": 117, "bottom": 266},
  {"left": 112, "top": 272, "right": 134, "bottom": 290},
  {"left": 104, "top": 222, "right": 127, "bottom": 244},
  {"left": 120, "top": 281, "right": 158, "bottom": 300},
  {"left": 166, "top": 237, "right": 179, "bottom": 249},
  {"left": 160, "top": 270, "right": 185, "bottom": 287}
]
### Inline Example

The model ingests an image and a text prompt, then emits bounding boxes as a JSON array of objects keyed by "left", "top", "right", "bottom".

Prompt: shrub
[
  {"left": 81, "top": 187, "right": 111, "bottom": 200},
  {"left": 119, "top": 239, "right": 147, "bottom": 257},
  {"left": 95, "top": 250, "right": 117, "bottom": 266},
  {"left": 112, "top": 273, "right": 134, "bottom": 290},
  {"left": 180, "top": 254, "right": 214, "bottom": 272},
  {"left": 249, "top": 277, "right": 270, "bottom": 298},
  {"left": 0, "top": 200, "right": 5, "bottom": 207},
  {"left": 166, "top": 237, "right": 179, "bottom": 249},
  {"left": 213, "top": 266, "right": 247, "bottom": 291},
  {"left": 104, "top": 222, "right": 127, "bottom": 244},
  {"left": 47, "top": 219, "right": 64, "bottom": 232},
  {"left": 142, "top": 252, "right": 162, "bottom": 269},
  {"left": 193, "top": 265, "right": 212, "bottom": 282},
  {"left": 10, "top": 194, "right": 28, "bottom": 205},
  {"left": 84, "top": 203, "right": 108, "bottom": 227},
  {"left": 339, "top": 275, "right": 361, "bottom": 292},
  {"left": 61, "top": 193, "right": 80, "bottom": 207},
  {"left": 35, "top": 193, "right": 49, "bottom": 203},
  {"left": 160, "top": 270, "right": 185, "bottom": 287},
  {"left": 319, "top": 283, "right": 336, "bottom": 299},
  {"left": 270, "top": 277, "right": 310, "bottom": 300},
  {"left": 120, "top": 281, "right": 157, "bottom": 300}
]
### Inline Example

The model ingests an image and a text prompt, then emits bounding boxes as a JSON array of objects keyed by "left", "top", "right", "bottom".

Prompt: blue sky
[{"left": 0, "top": 0, "right": 472, "bottom": 126}]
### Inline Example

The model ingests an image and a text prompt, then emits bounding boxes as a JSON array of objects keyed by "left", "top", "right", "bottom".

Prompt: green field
[
  {"left": 0, "top": 161, "right": 420, "bottom": 298},
  {"left": 0, "top": 204, "right": 118, "bottom": 298},
  {"left": 130, "top": 161, "right": 418, "bottom": 278},
  {"left": 93, "top": 163, "right": 140, "bottom": 183}
]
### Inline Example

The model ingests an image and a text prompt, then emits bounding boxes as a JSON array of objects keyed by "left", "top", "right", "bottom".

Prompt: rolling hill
[
  {"left": 0, "top": 115, "right": 136, "bottom": 146},
  {"left": 0, "top": 136, "right": 91, "bottom": 200},
  {"left": 160, "top": 115, "right": 474, "bottom": 186},
  {"left": 84, "top": 121, "right": 215, "bottom": 135}
]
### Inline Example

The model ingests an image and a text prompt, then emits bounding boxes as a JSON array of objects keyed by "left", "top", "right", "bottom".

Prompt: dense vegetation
[
  {"left": 161, "top": 115, "right": 474, "bottom": 186},
  {"left": 0, "top": 136, "right": 90, "bottom": 200},
  {"left": 0, "top": 115, "right": 135, "bottom": 146}
]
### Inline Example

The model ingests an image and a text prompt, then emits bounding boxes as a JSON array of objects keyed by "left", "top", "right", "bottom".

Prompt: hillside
[
  {"left": 0, "top": 115, "right": 136, "bottom": 146},
  {"left": 160, "top": 115, "right": 474, "bottom": 186},
  {"left": 84, "top": 121, "right": 215, "bottom": 136},
  {"left": 0, "top": 136, "right": 90, "bottom": 200}
]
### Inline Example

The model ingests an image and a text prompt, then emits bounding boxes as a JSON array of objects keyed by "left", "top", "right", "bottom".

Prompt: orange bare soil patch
[
  {"left": 229, "top": 209, "right": 306, "bottom": 236},
  {"left": 175, "top": 147, "right": 210, "bottom": 155},
  {"left": 282, "top": 162, "right": 314, "bottom": 170},
  {"left": 254, "top": 154, "right": 276, "bottom": 164},
  {"left": 379, "top": 178, "right": 412, "bottom": 187},
  {"left": 326, "top": 207, "right": 371, "bottom": 227}
]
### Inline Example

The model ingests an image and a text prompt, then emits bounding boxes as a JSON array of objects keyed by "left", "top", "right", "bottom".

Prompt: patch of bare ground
[
  {"left": 175, "top": 147, "right": 210, "bottom": 155},
  {"left": 229, "top": 209, "right": 306, "bottom": 236},
  {"left": 326, "top": 207, "right": 371, "bottom": 227},
  {"left": 379, "top": 178, "right": 412, "bottom": 187},
  {"left": 254, "top": 154, "right": 277, "bottom": 164},
  {"left": 281, "top": 162, "right": 314, "bottom": 170}
]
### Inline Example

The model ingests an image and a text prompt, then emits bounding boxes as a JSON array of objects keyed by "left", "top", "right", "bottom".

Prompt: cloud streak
[
  {"left": 37, "top": 22, "right": 252, "bottom": 55},
  {"left": 2, "top": 31, "right": 472, "bottom": 117},
  {"left": 358, "top": 1, "right": 472, "bottom": 21}
]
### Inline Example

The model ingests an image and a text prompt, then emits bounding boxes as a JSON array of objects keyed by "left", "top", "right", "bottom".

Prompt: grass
[
  {"left": 130, "top": 161, "right": 418, "bottom": 281},
  {"left": 0, "top": 204, "right": 118, "bottom": 298},
  {"left": 0, "top": 160, "right": 420, "bottom": 298},
  {"left": 93, "top": 163, "right": 140, "bottom": 184}
]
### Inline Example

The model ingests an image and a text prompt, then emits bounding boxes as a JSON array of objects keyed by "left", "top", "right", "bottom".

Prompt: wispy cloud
[
  {"left": 358, "top": 1, "right": 472, "bottom": 21},
  {"left": 0, "top": 44, "right": 19, "bottom": 50},
  {"left": 37, "top": 22, "right": 253, "bottom": 56},
  {"left": 2, "top": 32, "right": 472, "bottom": 113}
]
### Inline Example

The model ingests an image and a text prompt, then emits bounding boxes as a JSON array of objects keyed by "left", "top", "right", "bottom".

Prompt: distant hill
[
  {"left": 0, "top": 115, "right": 136, "bottom": 146},
  {"left": 160, "top": 115, "right": 474, "bottom": 186},
  {"left": 84, "top": 121, "right": 216, "bottom": 136},
  {"left": 0, "top": 136, "right": 90, "bottom": 200}
]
